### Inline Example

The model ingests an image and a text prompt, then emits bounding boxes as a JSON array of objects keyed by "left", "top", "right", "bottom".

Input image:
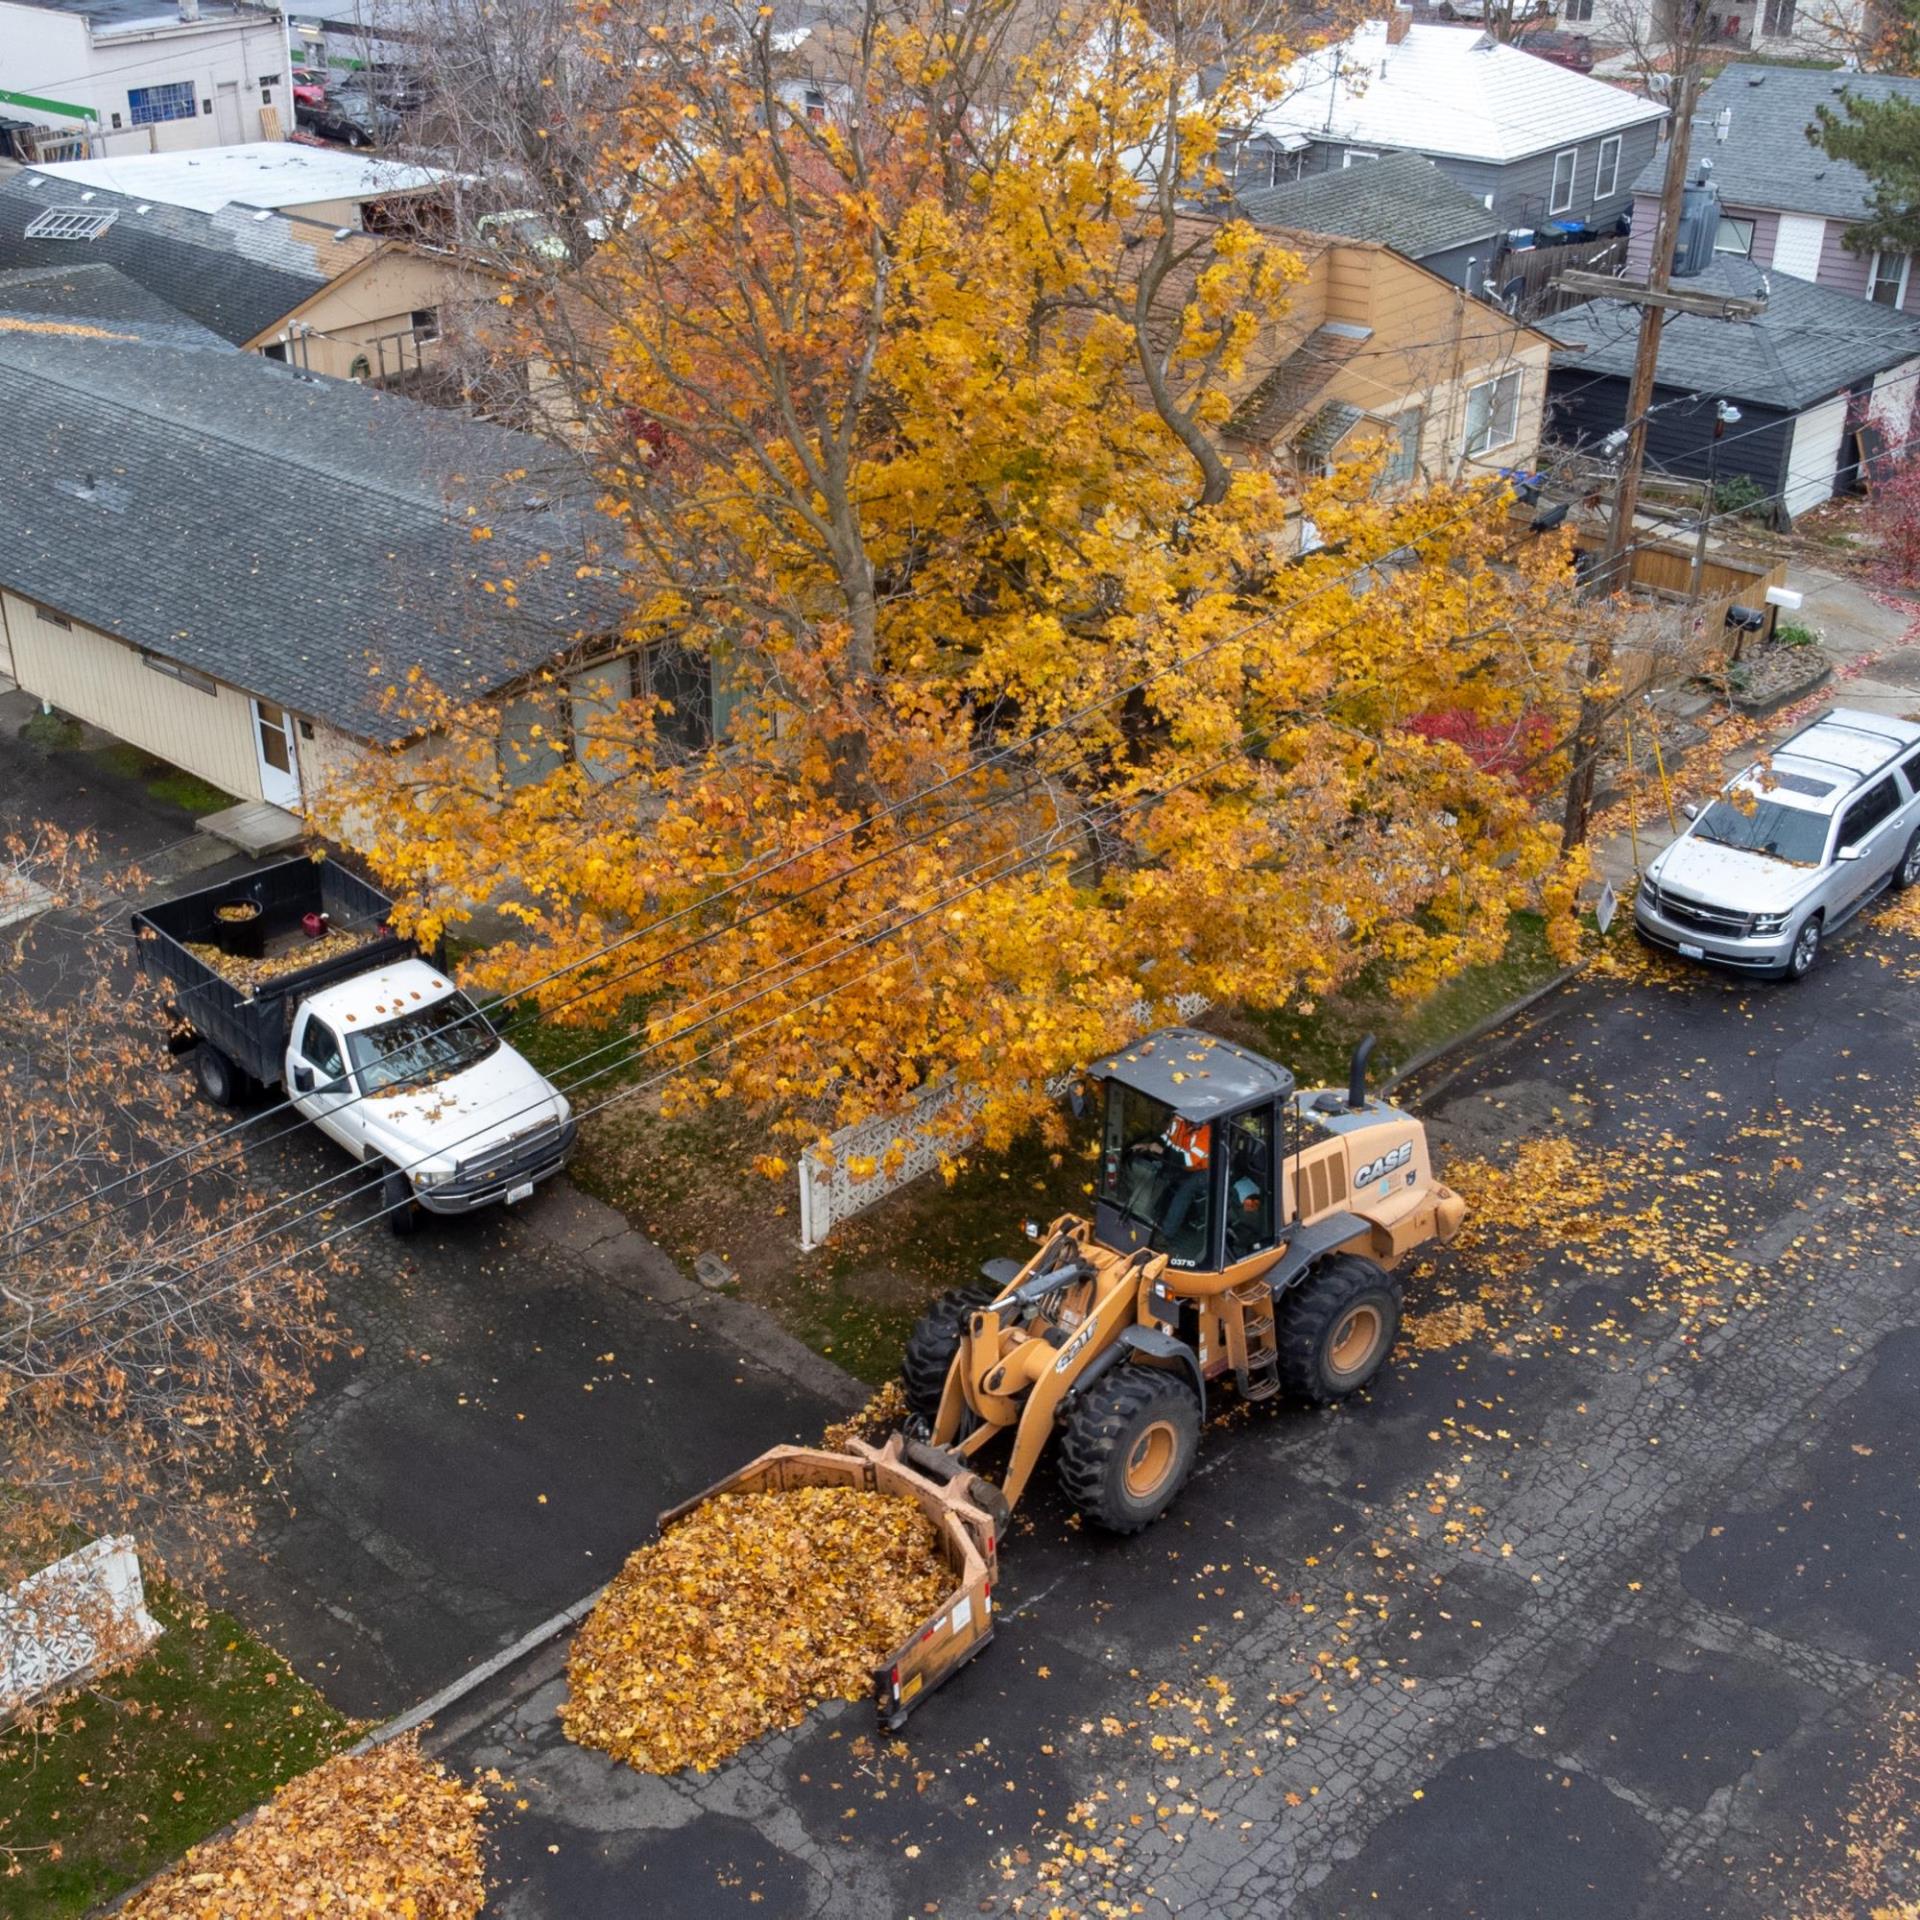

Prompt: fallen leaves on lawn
[
  {"left": 821, "top": 1378, "right": 910, "bottom": 1451},
  {"left": 562, "top": 1486, "right": 949, "bottom": 1774},
  {"left": 121, "top": 1736, "right": 488, "bottom": 1919},
  {"left": 184, "top": 928, "right": 380, "bottom": 996}
]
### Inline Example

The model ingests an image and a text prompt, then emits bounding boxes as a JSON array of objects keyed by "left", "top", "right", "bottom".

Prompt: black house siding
[{"left": 1545, "top": 371, "right": 1796, "bottom": 500}]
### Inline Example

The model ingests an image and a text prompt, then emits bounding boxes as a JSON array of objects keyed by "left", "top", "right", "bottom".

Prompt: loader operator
[{"left": 1156, "top": 1114, "right": 1212, "bottom": 1255}]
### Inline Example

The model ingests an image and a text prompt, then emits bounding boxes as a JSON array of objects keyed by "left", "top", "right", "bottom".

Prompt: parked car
[
  {"left": 291, "top": 65, "right": 327, "bottom": 108},
  {"left": 1634, "top": 707, "right": 1920, "bottom": 979}
]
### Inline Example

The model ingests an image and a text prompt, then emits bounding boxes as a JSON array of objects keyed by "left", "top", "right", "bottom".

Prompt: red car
[{"left": 292, "top": 65, "right": 327, "bottom": 108}]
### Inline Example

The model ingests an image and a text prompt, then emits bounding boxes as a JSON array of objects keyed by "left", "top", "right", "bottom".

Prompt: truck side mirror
[
  {"left": 291, "top": 1063, "right": 314, "bottom": 1094},
  {"left": 1681, "top": 802, "right": 1698, "bottom": 821}
]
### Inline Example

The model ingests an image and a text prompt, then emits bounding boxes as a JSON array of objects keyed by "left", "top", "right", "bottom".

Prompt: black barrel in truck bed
[{"left": 132, "top": 858, "right": 416, "bottom": 1090}]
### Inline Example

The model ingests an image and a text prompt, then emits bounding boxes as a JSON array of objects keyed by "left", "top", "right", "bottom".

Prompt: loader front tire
[
  {"left": 901, "top": 1285, "right": 996, "bottom": 1420},
  {"left": 1056, "top": 1365, "right": 1200, "bottom": 1535},
  {"left": 1276, "top": 1254, "right": 1401, "bottom": 1405}
]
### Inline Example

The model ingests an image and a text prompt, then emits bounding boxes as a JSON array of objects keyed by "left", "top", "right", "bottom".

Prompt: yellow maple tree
[{"left": 320, "top": 0, "right": 1594, "bottom": 1162}]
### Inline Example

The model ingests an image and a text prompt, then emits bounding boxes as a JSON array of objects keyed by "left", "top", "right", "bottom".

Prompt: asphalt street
[{"left": 414, "top": 908, "right": 1920, "bottom": 1920}]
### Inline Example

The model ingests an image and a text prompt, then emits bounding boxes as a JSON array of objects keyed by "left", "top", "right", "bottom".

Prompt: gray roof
[
  {"left": 1237, "top": 152, "right": 1503, "bottom": 261},
  {"left": 1088, "top": 1028, "right": 1295, "bottom": 1119},
  {"left": 0, "top": 262, "right": 229, "bottom": 348},
  {"left": 0, "top": 173, "right": 352, "bottom": 346},
  {"left": 1630, "top": 63, "right": 1920, "bottom": 224},
  {"left": 9, "top": 0, "right": 272, "bottom": 27},
  {"left": 1547, "top": 259, "right": 1920, "bottom": 410},
  {"left": 0, "top": 331, "right": 621, "bottom": 740}
]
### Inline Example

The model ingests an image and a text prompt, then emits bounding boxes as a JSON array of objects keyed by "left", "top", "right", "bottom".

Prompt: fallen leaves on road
[
  {"left": 121, "top": 1736, "right": 488, "bottom": 1919},
  {"left": 562, "top": 1486, "right": 950, "bottom": 1773}
]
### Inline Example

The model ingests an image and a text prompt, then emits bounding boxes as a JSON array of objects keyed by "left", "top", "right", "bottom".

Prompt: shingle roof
[
  {"left": 1630, "top": 64, "right": 1920, "bottom": 224},
  {"left": 25, "top": 144, "right": 446, "bottom": 216},
  {"left": 1546, "top": 260, "right": 1920, "bottom": 411},
  {"left": 1255, "top": 21, "right": 1664, "bottom": 166},
  {"left": 0, "top": 332, "right": 622, "bottom": 740},
  {"left": 0, "top": 262, "right": 229, "bottom": 348},
  {"left": 1237, "top": 152, "right": 1502, "bottom": 261},
  {"left": 0, "top": 173, "right": 378, "bottom": 345}
]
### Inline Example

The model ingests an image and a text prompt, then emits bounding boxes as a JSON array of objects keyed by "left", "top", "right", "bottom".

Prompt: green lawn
[{"left": 0, "top": 1589, "right": 354, "bottom": 1919}]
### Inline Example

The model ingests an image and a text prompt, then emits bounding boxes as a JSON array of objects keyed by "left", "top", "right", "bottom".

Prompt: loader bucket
[{"left": 655, "top": 1432, "right": 1005, "bottom": 1733}]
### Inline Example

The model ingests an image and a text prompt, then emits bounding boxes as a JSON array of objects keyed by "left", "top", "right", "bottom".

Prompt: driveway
[{"left": 422, "top": 915, "right": 1920, "bottom": 1920}]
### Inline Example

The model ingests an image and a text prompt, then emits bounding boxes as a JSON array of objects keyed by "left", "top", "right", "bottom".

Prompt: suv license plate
[
  {"left": 506, "top": 1181, "right": 535, "bottom": 1204},
  {"left": 1678, "top": 942, "right": 1704, "bottom": 959}
]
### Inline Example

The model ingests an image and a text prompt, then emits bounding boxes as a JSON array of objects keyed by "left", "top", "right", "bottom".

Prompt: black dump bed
[{"left": 132, "top": 858, "right": 415, "bottom": 1088}]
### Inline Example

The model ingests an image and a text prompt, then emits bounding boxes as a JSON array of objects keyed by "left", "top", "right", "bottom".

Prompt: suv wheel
[
  {"left": 1897, "top": 830, "right": 1920, "bottom": 891},
  {"left": 1786, "top": 915, "right": 1822, "bottom": 980}
]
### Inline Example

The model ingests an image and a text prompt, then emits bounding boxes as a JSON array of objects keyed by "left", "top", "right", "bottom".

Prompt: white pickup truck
[{"left": 134, "top": 859, "right": 574, "bottom": 1235}]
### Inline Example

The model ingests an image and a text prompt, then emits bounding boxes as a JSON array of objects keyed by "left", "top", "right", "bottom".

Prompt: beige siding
[
  {"left": 0, "top": 590, "right": 263, "bottom": 802},
  {"left": 0, "top": 594, "right": 15, "bottom": 682},
  {"left": 259, "top": 253, "right": 474, "bottom": 381}
]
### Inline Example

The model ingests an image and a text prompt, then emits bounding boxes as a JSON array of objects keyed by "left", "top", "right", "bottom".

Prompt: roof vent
[
  {"left": 252, "top": 208, "right": 273, "bottom": 221},
  {"left": 1747, "top": 72, "right": 1766, "bottom": 85},
  {"left": 333, "top": 226, "right": 352, "bottom": 239}
]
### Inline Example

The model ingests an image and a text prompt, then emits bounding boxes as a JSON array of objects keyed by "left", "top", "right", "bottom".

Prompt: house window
[
  {"left": 1715, "top": 215, "right": 1755, "bottom": 256},
  {"left": 639, "top": 640, "right": 713, "bottom": 754},
  {"left": 258, "top": 73, "right": 281, "bottom": 88},
  {"left": 1595, "top": 135, "right": 1621, "bottom": 201},
  {"left": 1341, "top": 148, "right": 1379, "bottom": 168},
  {"left": 1549, "top": 148, "right": 1579, "bottom": 216},
  {"left": 410, "top": 307, "right": 440, "bottom": 341},
  {"left": 140, "top": 651, "right": 217, "bottom": 695},
  {"left": 803, "top": 87, "right": 828, "bottom": 122},
  {"left": 1464, "top": 370, "right": 1522, "bottom": 456},
  {"left": 1761, "top": 0, "right": 1796, "bottom": 31},
  {"left": 498, "top": 694, "right": 568, "bottom": 788},
  {"left": 34, "top": 603, "right": 72, "bottom": 630},
  {"left": 128, "top": 82, "right": 196, "bottom": 125},
  {"left": 1383, "top": 406, "right": 1423, "bottom": 489},
  {"left": 1869, "top": 251, "right": 1910, "bottom": 308},
  {"left": 1563, "top": 0, "right": 1594, "bottom": 17}
]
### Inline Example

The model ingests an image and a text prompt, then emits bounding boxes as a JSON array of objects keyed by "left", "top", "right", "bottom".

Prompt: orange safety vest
[{"left": 1165, "top": 1116, "right": 1211, "bottom": 1171}]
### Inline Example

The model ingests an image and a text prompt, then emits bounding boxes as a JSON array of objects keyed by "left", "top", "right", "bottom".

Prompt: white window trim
[
  {"left": 1594, "top": 135, "right": 1621, "bottom": 201},
  {"left": 1342, "top": 148, "right": 1379, "bottom": 168},
  {"left": 1869, "top": 250, "right": 1911, "bottom": 308},
  {"left": 1463, "top": 370, "right": 1523, "bottom": 458},
  {"left": 1714, "top": 214, "right": 1756, "bottom": 256},
  {"left": 1548, "top": 147, "right": 1579, "bottom": 217}
]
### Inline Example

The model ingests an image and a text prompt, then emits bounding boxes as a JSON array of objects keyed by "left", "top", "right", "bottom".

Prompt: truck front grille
[{"left": 451, "top": 1117, "right": 576, "bottom": 1195}]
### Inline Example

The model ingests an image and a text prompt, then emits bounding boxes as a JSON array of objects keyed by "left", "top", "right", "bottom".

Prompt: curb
[{"left": 1380, "top": 963, "right": 1584, "bottom": 1106}]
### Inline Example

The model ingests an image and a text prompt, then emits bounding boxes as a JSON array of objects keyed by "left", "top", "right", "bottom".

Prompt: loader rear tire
[
  {"left": 901, "top": 1285, "right": 996, "bottom": 1420},
  {"left": 1056, "top": 1365, "right": 1200, "bottom": 1535},
  {"left": 1276, "top": 1254, "right": 1401, "bottom": 1405}
]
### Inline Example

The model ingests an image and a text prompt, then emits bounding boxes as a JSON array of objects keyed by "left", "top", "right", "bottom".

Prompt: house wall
[
  {"left": 1872, "top": 357, "right": 1920, "bottom": 436},
  {"left": 0, "top": 1, "right": 291, "bottom": 155},
  {"left": 255, "top": 251, "right": 466, "bottom": 379},
  {"left": 1545, "top": 371, "right": 1797, "bottom": 501},
  {"left": 0, "top": 589, "right": 265, "bottom": 801}
]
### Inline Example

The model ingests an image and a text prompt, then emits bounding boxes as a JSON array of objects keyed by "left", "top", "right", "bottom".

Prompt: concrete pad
[
  {"left": 0, "top": 871, "right": 52, "bottom": 929},
  {"left": 1791, "top": 569, "right": 1917, "bottom": 665},
  {"left": 194, "top": 799, "right": 305, "bottom": 856}
]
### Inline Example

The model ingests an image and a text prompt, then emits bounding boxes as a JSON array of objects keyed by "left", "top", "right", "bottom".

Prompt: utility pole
[{"left": 1559, "top": 58, "right": 1705, "bottom": 852}]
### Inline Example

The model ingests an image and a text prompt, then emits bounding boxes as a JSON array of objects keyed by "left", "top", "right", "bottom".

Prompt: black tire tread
[
  {"left": 900, "top": 1284, "right": 997, "bottom": 1418},
  {"left": 1055, "top": 1365, "right": 1200, "bottom": 1535},
  {"left": 1275, "top": 1253, "right": 1401, "bottom": 1405}
]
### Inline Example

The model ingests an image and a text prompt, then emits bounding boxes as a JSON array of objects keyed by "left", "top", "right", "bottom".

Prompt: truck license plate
[
  {"left": 506, "top": 1181, "right": 535, "bottom": 1204},
  {"left": 1678, "top": 942, "right": 1704, "bottom": 959}
]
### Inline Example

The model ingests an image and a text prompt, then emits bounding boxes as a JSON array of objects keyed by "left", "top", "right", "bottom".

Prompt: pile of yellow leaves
[
  {"left": 562, "top": 1486, "right": 950, "bottom": 1773},
  {"left": 821, "top": 1378, "right": 910, "bottom": 1451},
  {"left": 122, "top": 1737, "right": 488, "bottom": 1919},
  {"left": 185, "top": 927, "right": 375, "bottom": 995}
]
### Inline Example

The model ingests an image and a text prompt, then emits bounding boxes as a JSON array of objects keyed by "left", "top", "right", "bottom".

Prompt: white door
[
  {"left": 215, "top": 81, "right": 243, "bottom": 144},
  {"left": 251, "top": 698, "right": 302, "bottom": 808},
  {"left": 1783, "top": 394, "right": 1847, "bottom": 519},
  {"left": 1771, "top": 213, "right": 1825, "bottom": 281}
]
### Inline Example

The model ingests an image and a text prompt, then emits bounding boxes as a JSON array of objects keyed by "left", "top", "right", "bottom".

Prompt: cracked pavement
[{"left": 413, "top": 915, "right": 1920, "bottom": 1919}]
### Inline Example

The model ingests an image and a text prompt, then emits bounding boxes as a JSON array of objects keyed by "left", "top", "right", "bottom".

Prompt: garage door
[{"left": 1783, "top": 394, "right": 1848, "bottom": 520}]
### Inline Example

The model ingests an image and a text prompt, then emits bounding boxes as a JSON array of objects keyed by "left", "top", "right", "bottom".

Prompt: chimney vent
[{"left": 1385, "top": 9, "right": 1412, "bottom": 45}]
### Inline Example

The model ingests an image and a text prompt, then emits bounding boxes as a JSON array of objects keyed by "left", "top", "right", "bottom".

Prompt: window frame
[
  {"left": 1341, "top": 147, "right": 1379, "bottom": 168},
  {"left": 127, "top": 80, "right": 197, "bottom": 126},
  {"left": 141, "top": 650, "right": 217, "bottom": 695},
  {"left": 1548, "top": 146, "right": 1579, "bottom": 216},
  {"left": 1869, "top": 251, "right": 1910, "bottom": 309},
  {"left": 1761, "top": 0, "right": 1796, "bottom": 33},
  {"left": 1714, "top": 214, "right": 1756, "bottom": 257},
  {"left": 298, "top": 1016, "right": 348, "bottom": 1085},
  {"left": 1462, "top": 369, "right": 1523, "bottom": 458},
  {"left": 1382, "top": 405, "right": 1423, "bottom": 490},
  {"left": 1562, "top": 0, "right": 1594, "bottom": 18},
  {"left": 1594, "top": 134, "right": 1621, "bottom": 201},
  {"left": 1837, "top": 777, "right": 1900, "bottom": 853},
  {"left": 33, "top": 602, "right": 72, "bottom": 630}
]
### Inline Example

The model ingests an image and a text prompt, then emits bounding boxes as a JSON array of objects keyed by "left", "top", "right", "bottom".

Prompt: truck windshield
[
  {"left": 1101, "top": 1081, "right": 1211, "bottom": 1263},
  {"left": 348, "top": 990, "right": 499, "bottom": 1093},
  {"left": 1691, "top": 796, "right": 1828, "bottom": 866}
]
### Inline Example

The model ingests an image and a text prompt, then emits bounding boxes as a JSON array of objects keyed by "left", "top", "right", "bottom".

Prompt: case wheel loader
[{"left": 900, "top": 1028, "right": 1466, "bottom": 1534}]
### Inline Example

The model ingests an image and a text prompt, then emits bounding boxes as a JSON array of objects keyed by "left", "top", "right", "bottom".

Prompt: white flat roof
[{"left": 26, "top": 142, "right": 447, "bottom": 215}]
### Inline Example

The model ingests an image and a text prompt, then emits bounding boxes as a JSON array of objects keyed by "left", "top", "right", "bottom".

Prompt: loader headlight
[{"left": 1751, "top": 912, "right": 1789, "bottom": 935}]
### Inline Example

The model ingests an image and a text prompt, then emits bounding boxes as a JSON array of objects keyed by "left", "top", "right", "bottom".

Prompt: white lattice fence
[
  {"left": 796, "top": 996, "right": 1209, "bottom": 1248},
  {"left": 0, "top": 1537, "right": 161, "bottom": 1721}
]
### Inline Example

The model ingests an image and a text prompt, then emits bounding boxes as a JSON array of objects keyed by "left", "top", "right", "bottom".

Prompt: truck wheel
[
  {"left": 194, "top": 1043, "right": 247, "bottom": 1108},
  {"left": 383, "top": 1168, "right": 423, "bottom": 1237},
  {"left": 1056, "top": 1365, "right": 1200, "bottom": 1535},
  {"left": 901, "top": 1286, "right": 996, "bottom": 1419},
  {"left": 1276, "top": 1255, "right": 1402, "bottom": 1405}
]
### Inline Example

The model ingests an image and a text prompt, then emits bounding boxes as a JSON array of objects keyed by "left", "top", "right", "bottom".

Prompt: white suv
[{"left": 1635, "top": 708, "right": 1920, "bottom": 979}]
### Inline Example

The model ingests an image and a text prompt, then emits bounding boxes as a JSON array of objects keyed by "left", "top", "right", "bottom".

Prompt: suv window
[
  {"left": 1898, "top": 744, "right": 1920, "bottom": 798},
  {"left": 1837, "top": 777, "right": 1900, "bottom": 852}
]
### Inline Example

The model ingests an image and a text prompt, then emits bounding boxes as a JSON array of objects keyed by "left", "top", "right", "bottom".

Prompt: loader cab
[{"left": 1089, "top": 1028, "right": 1294, "bottom": 1272}]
